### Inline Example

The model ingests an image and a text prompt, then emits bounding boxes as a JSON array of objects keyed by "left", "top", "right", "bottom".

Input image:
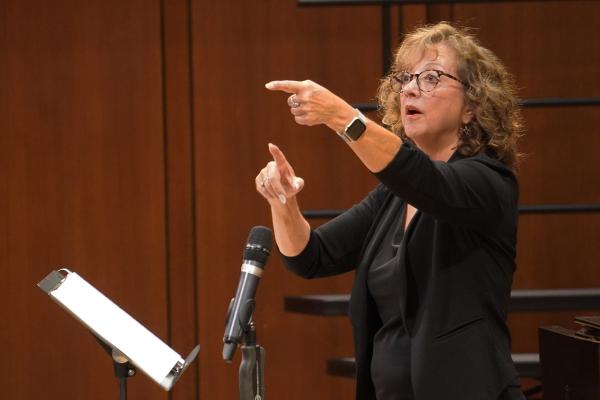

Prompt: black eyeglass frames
[{"left": 390, "top": 69, "right": 467, "bottom": 93}]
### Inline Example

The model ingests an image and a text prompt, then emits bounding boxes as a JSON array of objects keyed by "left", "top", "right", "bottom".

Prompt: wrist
[
  {"left": 270, "top": 195, "right": 300, "bottom": 214},
  {"left": 327, "top": 103, "right": 358, "bottom": 133},
  {"left": 336, "top": 109, "right": 368, "bottom": 143}
]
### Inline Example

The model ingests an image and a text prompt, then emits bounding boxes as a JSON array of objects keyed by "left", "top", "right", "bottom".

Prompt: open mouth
[{"left": 405, "top": 105, "right": 423, "bottom": 116}]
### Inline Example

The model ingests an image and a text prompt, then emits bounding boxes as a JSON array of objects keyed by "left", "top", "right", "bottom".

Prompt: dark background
[{"left": 1, "top": 1, "right": 599, "bottom": 399}]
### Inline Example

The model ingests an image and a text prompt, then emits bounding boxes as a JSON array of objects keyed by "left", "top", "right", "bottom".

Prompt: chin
[
  {"left": 404, "top": 128, "right": 424, "bottom": 142},
  {"left": 404, "top": 129, "right": 434, "bottom": 151}
]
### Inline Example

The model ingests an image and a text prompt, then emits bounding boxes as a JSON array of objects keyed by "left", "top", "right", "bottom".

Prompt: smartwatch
[{"left": 337, "top": 110, "right": 367, "bottom": 143}]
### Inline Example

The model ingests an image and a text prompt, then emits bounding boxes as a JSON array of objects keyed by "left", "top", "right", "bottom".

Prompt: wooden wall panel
[
  {"left": 517, "top": 213, "right": 600, "bottom": 289},
  {"left": 192, "top": 2, "right": 381, "bottom": 400},
  {"left": 400, "top": 5, "right": 428, "bottom": 35},
  {"left": 450, "top": 1, "right": 600, "bottom": 391},
  {"left": 454, "top": 2, "right": 600, "bottom": 99},
  {"left": 0, "top": 1, "right": 172, "bottom": 399},
  {"left": 518, "top": 107, "right": 600, "bottom": 204}
]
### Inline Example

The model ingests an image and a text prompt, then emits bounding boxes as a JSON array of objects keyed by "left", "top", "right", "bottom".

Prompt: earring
[{"left": 461, "top": 124, "right": 472, "bottom": 137}]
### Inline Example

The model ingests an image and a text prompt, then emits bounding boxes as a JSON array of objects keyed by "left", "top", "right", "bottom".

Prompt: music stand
[{"left": 38, "top": 269, "right": 199, "bottom": 399}]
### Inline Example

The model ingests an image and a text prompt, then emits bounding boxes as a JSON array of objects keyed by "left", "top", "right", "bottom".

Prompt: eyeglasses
[{"left": 390, "top": 69, "right": 467, "bottom": 93}]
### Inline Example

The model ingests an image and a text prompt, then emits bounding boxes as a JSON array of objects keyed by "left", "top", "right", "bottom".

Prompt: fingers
[
  {"left": 289, "top": 104, "right": 306, "bottom": 116},
  {"left": 268, "top": 143, "right": 302, "bottom": 190},
  {"left": 291, "top": 176, "right": 304, "bottom": 192},
  {"left": 265, "top": 80, "right": 304, "bottom": 94},
  {"left": 266, "top": 79, "right": 343, "bottom": 129},
  {"left": 263, "top": 165, "right": 288, "bottom": 204},
  {"left": 294, "top": 115, "right": 312, "bottom": 126},
  {"left": 255, "top": 164, "right": 280, "bottom": 201},
  {"left": 266, "top": 172, "right": 288, "bottom": 204},
  {"left": 256, "top": 145, "right": 304, "bottom": 205},
  {"left": 268, "top": 143, "right": 290, "bottom": 170},
  {"left": 287, "top": 94, "right": 300, "bottom": 108},
  {"left": 255, "top": 161, "right": 288, "bottom": 205},
  {"left": 289, "top": 102, "right": 314, "bottom": 126}
]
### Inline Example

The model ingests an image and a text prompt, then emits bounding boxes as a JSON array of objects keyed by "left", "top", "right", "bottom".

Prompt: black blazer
[{"left": 283, "top": 141, "right": 519, "bottom": 400}]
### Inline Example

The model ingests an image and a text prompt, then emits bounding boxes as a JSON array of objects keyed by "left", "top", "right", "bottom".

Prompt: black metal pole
[
  {"left": 92, "top": 335, "right": 136, "bottom": 400},
  {"left": 113, "top": 359, "right": 134, "bottom": 400},
  {"left": 239, "top": 324, "right": 265, "bottom": 400},
  {"left": 381, "top": 0, "right": 392, "bottom": 76},
  {"left": 119, "top": 377, "right": 127, "bottom": 400}
]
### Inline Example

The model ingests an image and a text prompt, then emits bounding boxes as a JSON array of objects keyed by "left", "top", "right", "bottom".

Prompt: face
[{"left": 399, "top": 44, "right": 472, "bottom": 150}]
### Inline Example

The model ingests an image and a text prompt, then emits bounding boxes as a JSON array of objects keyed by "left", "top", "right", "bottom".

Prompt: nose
[{"left": 401, "top": 77, "right": 420, "bottom": 97}]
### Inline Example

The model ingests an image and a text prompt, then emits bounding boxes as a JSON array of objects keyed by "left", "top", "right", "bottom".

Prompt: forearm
[
  {"left": 270, "top": 196, "right": 311, "bottom": 257},
  {"left": 326, "top": 105, "right": 402, "bottom": 173},
  {"left": 346, "top": 119, "right": 402, "bottom": 173}
]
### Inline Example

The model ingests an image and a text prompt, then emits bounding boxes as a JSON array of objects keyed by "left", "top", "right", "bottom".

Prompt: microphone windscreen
[{"left": 243, "top": 226, "right": 273, "bottom": 264}]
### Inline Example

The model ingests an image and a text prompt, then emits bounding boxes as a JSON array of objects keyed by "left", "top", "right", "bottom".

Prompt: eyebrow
[
  {"left": 399, "top": 61, "right": 445, "bottom": 73},
  {"left": 420, "top": 62, "right": 444, "bottom": 70}
]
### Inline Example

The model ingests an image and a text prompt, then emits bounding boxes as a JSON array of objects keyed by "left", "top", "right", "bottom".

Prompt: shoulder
[
  {"left": 451, "top": 151, "right": 516, "bottom": 181},
  {"left": 451, "top": 152, "right": 518, "bottom": 202}
]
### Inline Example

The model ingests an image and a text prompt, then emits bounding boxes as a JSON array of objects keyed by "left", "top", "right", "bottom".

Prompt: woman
[{"left": 257, "top": 22, "right": 524, "bottom": 400}]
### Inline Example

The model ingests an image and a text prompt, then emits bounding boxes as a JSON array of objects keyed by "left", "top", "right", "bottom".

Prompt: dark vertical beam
[
  {"left": 187, "top": 0, "right": 200, "bottom": 397},
  {"left": 382, "top": 0, "right": 392, "bottom": 74},
  {"left": 161, "top": 0, "right": 200, "bottom": 398},
  {"left": 159, "top": 0, "right": 173, "bottom": 368},
  {"left": 396, "top": 4, "right": 404, "bottom": 42}
]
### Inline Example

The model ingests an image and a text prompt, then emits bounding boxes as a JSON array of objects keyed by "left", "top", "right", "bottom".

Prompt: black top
[
  {"left": 367, "top": 206, "right": 415, "bottom": 400},
  {"left": 282, "top": 141, "right": 520, "bottom": 400}
]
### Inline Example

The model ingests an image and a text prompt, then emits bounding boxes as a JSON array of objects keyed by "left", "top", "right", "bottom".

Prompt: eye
[
  {"left": 421, "top": 71, "right": 440, "bottom": 84},
  {"left": 399, "top": 72, "right": 412, "bottom": 84}
]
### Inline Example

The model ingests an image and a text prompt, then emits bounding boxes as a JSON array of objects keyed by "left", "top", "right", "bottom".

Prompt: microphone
[{"left": 222, "top": 226, "right": 273, "bottom": 362}]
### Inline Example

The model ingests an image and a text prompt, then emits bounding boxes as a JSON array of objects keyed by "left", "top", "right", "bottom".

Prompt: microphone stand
[
  {"left": 93, "top": 334, "right": 137, "bottom": 400},
  {"left": 239, "top": 322, "right": 265, "bottom": 400}
]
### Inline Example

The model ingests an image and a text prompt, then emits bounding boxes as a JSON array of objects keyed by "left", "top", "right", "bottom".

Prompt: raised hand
[
  {"left": 255, "top": 143, "right": 304, "bottom": 205},
  {"left": 265, "top": 80, "right": 355, "bottom": 133}
]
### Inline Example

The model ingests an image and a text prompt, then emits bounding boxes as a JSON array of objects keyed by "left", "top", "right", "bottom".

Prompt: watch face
[{"left": 346, "top": 118, "right": 367, "bottom": 140}]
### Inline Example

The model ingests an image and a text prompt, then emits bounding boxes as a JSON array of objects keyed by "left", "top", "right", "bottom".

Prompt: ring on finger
[{"left": 287, "top": 94, "right": 300, "bottom": 108}]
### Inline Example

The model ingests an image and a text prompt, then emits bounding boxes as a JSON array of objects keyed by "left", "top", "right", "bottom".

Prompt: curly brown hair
[{"left": 377, "top": 22, "right": 523, "bottom": 171}]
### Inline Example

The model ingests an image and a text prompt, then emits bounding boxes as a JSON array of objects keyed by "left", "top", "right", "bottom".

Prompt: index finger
[
  {"left": 265, "top": 80, "right": 303, "bottom": 94},
  {"left": 268, "top": 143, "right": 289, "bottom": 167},
  {"left": 268, "top": 143, "right": 296, "bottom": 176}
]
